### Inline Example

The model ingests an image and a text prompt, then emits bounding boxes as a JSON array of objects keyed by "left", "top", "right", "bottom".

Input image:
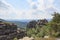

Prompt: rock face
[
  {"left": 17, "top": 28, "right": 27, "bottom": 39},
  {"left": 27, "top": 19, "right": 48, "bottom": 28},
  {"left": 27, "top": 20, "right": 37, "bottom": 28},
  {"left": 19, "top": 37, "right": 34, "bottom": 40},
  {"left": 0, "top": 21, "right": 17, "bottom": 40},
  {"left": 0, "top": 19, "right": 27, "bottom": 40},
  {"left": 37, "top": 19, "right": 48, "bottom": 26}
]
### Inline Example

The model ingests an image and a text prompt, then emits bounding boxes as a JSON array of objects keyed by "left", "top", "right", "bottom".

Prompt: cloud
[
  {"left": 0, "top": 0, "right": 59, "bottom": 20},
  {"left": 0, "top": 0, "right": 22, "bottom": 19},
  {"left": 25, "top": 0, "right": 56, "bottom": 19}
]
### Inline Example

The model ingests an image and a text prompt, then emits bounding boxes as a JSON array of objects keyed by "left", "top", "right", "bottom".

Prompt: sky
[{"left": 0, "top": 0, "right": 60, "bottom": 20}]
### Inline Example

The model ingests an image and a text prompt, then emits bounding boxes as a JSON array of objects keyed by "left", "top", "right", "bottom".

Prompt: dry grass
[{"left": 34, "top": 37, "right": 56, "bottom": 40}]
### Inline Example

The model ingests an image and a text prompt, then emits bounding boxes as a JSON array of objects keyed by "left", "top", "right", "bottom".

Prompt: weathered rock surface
[
  {"left": 19, "top": 37, "right": 34, "bottom": 40},
  {"left": 0, "top": 21, "right": 17, "bottom": 40}
]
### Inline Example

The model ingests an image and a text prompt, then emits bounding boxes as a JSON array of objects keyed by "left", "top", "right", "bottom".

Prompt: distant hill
[
  {"left": 0, "top": 19, "right": 51, "bottom": 28},
  {"left": 0, "top": 19, "right": 7, "bottom": 22},
  {"left": 7, "top": 21, "right": 28, "bottom": 28},
  {"left": 0, "top": 19, "right": 5, "bottom": 21},
  {"left": 0, "top": 19, "right": 27, "bottom": 28}
]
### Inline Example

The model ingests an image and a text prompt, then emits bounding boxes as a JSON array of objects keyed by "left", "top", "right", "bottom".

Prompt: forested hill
[
  {"left": 7, "top": 21, "right": 27, "bottom": 28},
  {"left": 0, "top": 19, "right": 27, "bottom": 28}
]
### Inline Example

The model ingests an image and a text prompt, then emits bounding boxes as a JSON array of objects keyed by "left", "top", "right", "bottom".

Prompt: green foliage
[
  {"left": 50, "top": 12, "right": 60, "bottom": 37},
  {"left": 26, "top": 12, "right": 60, "bottom": 38},
  {"left": 27, "top": 28, "right": 36, "bottom": 37},
  {"left": 13, "top": 38, "right": 18, "bottom": 40},
  {"left": 52, "top": 32, "right": 60, "bottom": 37},
  {"left": 52, "top": 12, "right": 60, "bottom": 23}
]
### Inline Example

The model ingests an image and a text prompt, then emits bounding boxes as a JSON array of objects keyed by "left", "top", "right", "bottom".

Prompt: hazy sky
[{"left": 0, "top": 0, "right": 60, "bottom": 20}]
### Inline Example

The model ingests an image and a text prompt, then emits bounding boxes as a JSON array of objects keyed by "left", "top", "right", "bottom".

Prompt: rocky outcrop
[
  {"left": 27, "top": 19, "right": 48, "bottom": 28},
  {"left": 19, "top": 37, "right": 34, "bottom": 40},
  {"left": 0, "top": 21, "right": 17, "bottom": 40},
  {"left": 17, "top": 28, "right": 27, "bottom": 39}
]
